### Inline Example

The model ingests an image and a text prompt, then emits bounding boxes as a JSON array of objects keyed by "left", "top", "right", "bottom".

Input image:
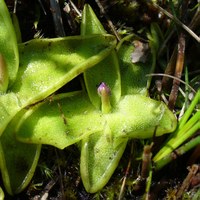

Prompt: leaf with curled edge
[
  {"left": 79, "top": 5, "right": 177, "bottom": 193},
  {"left": 79, "top": 93, "right": 176, "bottom": 193},
  {"left": 4, "top": 4, "right": 177, "bottom": 195},
  {"left": 80, "top": 4, "right": 123, "bottom": 193},
  {"left": 14, "top": 88, "right": 177, "bottom": 193},
  {"left": 0, "top": 109, "right": 41, "bottom": 195},
  {"left": 13, "top": 35, "right": 116, "bottom": 106},
  {"left": 0, "top": 32, "right": 116, "bottom": 195},
  {"left": 16, "top": 91, "right": 105, "bottom": 149},
  {"left": 80, "top": 130, "right": 128, "bottom": 193},
  {"left": 0, "top": 35, "right": 116, "bottom": 137}
]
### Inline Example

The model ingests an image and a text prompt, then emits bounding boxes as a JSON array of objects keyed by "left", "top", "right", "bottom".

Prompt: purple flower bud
[
  {"left": 97, "top": 82, "right": 111, "bottom": 113},
  {"left": 97, "top": 82, "right": 111, "bottom": 97}
]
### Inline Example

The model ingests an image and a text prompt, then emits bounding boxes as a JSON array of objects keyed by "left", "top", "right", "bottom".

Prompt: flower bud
[{"left": 97, "top": 82, "right": 111, "bottom": 113}]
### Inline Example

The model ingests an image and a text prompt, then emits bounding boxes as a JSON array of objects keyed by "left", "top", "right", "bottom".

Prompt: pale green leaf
[
  {"left": 107, "top": 95, "right": 177, "bottom": 140},
  {"left": 80, "top": 130, "right": 128, "bottom": 193},
  {"left": 12, "top": 35, "right": 116, "bottom": 106},
  {"left": 117, "top": 36, "right": 152, "bottom": 96},
  {"left": 16, "top": 92, "right": 105, "bottom": 149},
  {"left": 0, "top": 111, "right": 41, "bottom": 195},
  {"left": 81, "top": 4, "right": 106, "bottom": 35},
  {"left": 81, "top": 4, "right": 121, "bottom": 109},
  {"left": 0, "top": 186, "right": 4, "bottom": 200},
  {"left": 0, "top": 93, "right": 21, "bottom": 136},
  {"left": 0, "top": 35, "right": 116, "bottom": 137}
]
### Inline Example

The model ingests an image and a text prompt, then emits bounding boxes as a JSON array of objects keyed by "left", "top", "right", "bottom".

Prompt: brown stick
[
  {"left": 95, "top": 0, "right": 121, "bottom": 41},
  {"left": 161, "top": 47, "right": 177, "bottom": 91},
  {"left": 168, "top": 32, "right": 185, "bottom": 110},
  {"left": 176, "top": 164, "right": 199, "bottom": 199}
]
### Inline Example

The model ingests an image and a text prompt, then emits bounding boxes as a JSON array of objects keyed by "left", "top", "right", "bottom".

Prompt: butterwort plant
[
  {"left": 0, "top": 1, "right": 177, "bottom": 196},
  {"left": 0, "top": 0, "right": 116, "bottom": 195}
]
